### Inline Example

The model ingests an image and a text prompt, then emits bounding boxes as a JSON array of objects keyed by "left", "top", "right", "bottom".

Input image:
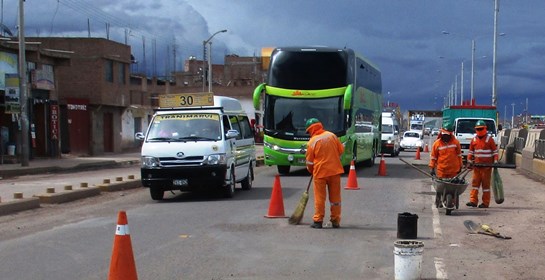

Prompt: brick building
[{"left": 1, "top": 36, "right": 266, "bottom": 162}]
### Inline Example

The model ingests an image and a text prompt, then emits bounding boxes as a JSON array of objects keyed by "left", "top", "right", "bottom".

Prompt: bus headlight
[
  {"left": 141, "top": 156, "right": 161, "bottom": 168},
  {"left": 206, "top": 154, "right": 226, "bottom": 165}
]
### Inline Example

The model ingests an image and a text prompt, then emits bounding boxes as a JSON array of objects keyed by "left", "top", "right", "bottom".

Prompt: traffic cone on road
[
  {"left": 265, "top": 175, "right": 288, "bottom": 218},
  {"left": 415, "top": 147, "right": 421, "bottom": 160},
  {"left": 344, "top": 160, "right": 360, "bottom": 190},
  {"left": 377, "top": 153, "right": 387, "bottom": 176},
  {"left": 424, "top": 143, "right": 429, "bottom": 153},
  {"left": 108, "top": 211, "right": 138, "bottom": 280}
]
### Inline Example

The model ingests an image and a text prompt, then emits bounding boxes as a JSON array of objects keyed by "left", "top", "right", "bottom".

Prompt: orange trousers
[
  {"left": 312, "top": 174, "right": 341, "bottom": 224},
  {"left": 469, "top": 167, "right": 492, "bottom": 206}
]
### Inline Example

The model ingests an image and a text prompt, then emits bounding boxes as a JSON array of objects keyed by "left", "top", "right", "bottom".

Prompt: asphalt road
[{"left": 0, "top": 150, "right": 543, "bottom": 279}]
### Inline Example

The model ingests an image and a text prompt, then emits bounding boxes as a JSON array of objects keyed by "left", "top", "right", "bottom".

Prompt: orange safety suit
[
  {"left": 428, "top": 135, "right": 463, "bottom": 178},
  {"left": 305, "top": 122, "right": 344, "bottom": 224},
  {"left": 467, "top": 134, "right": 498, "bottom": 207}
]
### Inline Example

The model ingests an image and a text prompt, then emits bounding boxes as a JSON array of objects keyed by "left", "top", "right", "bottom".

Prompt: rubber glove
[
  {"left": 430, "top": 169, "right": 436, "bottom": 177},
  {"left": 466, "top": 160, "right": 474, "bottom": 169}
]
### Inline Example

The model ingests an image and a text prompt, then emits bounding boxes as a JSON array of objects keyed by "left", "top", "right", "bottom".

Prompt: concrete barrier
[
  {"left": 0, "top": 176, "right": 142, "bottom": 216},
  {"left": 36, "top": 187, "right": 101, "bottom": 204},
  {"left": 0, "top": 197, "right": 40, "bottom": 216}
]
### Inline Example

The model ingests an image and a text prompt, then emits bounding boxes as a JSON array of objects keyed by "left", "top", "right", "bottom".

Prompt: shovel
[{"left": 463, "top": 220, "right": 511, "bottom": 239}]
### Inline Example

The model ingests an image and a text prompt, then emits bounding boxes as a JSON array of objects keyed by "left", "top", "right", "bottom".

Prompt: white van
[
  {"left": 135, "top": 94, "right": 256, "bottom": 200},
  {"left": 381, "top": 112, "right": 400, "bottom": 156}
]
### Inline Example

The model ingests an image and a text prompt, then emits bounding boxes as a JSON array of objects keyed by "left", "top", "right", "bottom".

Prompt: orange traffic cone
[
  {"left": 415, "top": 147, "right": 421, "bottom": 160},
  {"left": 108, "top": 211, "right": 138, "bottom": 280},
  {"left": 424, "top": 143, "right": 429, "bottom": 153},
  {"left": 265, "top": 175, "right": 287, "bottom": 218},
  {"left": 344, "top": 160, "right": 360, "bottom": 190},
  {"left": 377, "top": 153, "right": 387, "bottom": 176}
]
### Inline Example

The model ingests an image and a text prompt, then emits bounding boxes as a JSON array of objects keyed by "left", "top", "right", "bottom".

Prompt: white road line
[
  {"left": 434, "top": 257, "right": 448, "bottom": 280},
  {"left": 431, "top": 184, "right": 448, "bottom": 279}
]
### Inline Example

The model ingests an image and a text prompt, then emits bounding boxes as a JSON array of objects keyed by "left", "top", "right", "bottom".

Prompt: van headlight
[
  {"left": 141, "top": 156, "right": 161, "bottom": 168},
  {"left": 206, "top": 154, "right": 226, "bottom": 165}
]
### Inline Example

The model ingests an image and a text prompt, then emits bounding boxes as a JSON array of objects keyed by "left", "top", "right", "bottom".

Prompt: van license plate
[{"left": 173, "top": 179, "right": 188, "bottom": 186}]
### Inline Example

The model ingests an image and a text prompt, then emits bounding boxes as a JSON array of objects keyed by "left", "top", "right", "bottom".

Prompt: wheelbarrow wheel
[
  {"left": 445, "top": 194, "right": 453, "bottom": 215},
  {"left": 456, "top": 194, "right": 460, "bottom": 209}
]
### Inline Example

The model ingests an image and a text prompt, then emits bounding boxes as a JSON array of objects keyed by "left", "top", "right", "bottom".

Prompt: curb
[
  {"left": 0, "top": 197, "right": 41, "bottom": 215},
  {"left": 0, "top": 176, "right": 142, "bottom": 216}
]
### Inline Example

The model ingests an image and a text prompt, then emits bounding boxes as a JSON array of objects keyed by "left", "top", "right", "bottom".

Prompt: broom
[{"left": 288, "top": 176, "right": 313, "bottom": 225}]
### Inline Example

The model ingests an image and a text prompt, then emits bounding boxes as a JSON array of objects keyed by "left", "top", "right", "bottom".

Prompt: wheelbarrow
[
  {"left": 399, "top": 158, "right": 470, "bottom": 215},
  {"left": 432, "top": 169, "right": 471, "bottom": 215}
]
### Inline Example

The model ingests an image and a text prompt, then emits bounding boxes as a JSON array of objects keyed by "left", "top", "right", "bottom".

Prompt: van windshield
[
  {"left": 147, "top": 113, "right": 222, "bottom": 141},
  {"left": 382, "top": 124, "right": 394, "bottom": 133}
]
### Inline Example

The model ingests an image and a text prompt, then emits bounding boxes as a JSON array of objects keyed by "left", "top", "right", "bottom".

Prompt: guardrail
[
  {"left": 535, "top": 139, "right": 545, "bottom": 160},
  {"left": 500, "top": 135, "right": 509, "bottom": 149},
  {"left": 514, "top": 137, "right": 526, "bottom": 153}
]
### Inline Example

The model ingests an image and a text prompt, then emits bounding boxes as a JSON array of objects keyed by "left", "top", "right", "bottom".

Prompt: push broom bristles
[
  {"left": 288, "top": 191, "right": 309, "bottom": 225},
  {"left": 288, "top": 176, "right": 313, "bottom": 225}
]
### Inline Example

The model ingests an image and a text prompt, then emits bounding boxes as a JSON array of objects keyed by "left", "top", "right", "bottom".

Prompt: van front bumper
[{"left": 141, "top": 165, "right": 228, "bottom": 191}]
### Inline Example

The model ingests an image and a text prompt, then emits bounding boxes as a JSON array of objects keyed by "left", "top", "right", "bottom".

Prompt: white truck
[
  {"left": 381, "top": 111, "right": 400, "bottom": 156},
  {"left": 442, "top": 104, "right": 498, "bottom": 160}
]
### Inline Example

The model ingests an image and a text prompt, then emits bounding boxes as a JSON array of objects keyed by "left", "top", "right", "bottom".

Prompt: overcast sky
[{"left": 2, "top": 0, "right": 545, "bottom": 118}]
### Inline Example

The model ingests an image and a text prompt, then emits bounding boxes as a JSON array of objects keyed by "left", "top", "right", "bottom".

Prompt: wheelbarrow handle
[{"left": 473, "top": 163, "right": 516, "bottom": 169}]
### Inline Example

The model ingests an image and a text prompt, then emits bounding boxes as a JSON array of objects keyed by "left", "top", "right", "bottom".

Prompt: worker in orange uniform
[
  {"left": 305, "top": 118, "right": 344, "bottom": 229},
  {"left": 466, "top": 120, "right": 499, "bottom": 208},
  {"left": 428, "top": 122, "right": 463, "bottom": 207}
]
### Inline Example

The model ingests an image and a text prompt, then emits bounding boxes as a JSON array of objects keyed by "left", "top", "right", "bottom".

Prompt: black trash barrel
[{"left": 397, "top": 212, "right": 418, "bottom": 239}]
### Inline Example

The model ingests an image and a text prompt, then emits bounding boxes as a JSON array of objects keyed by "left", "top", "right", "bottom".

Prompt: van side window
[
  {"left": 222, "top": 115, "right": 231, "bottom": 134},
  {"left": 229, "top": 116, "right": 243, "bottom": 140},
  {"left": 238, "top": 116, "right": 254, "bottom": 140}
]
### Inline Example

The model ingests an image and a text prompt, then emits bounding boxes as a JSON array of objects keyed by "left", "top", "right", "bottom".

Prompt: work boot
[
  {"left": 310, "top": 221, "right": 323, "bottom": 229},
  {"left": 478, "top": 203, "right": 489, "bottom": 208},
  {"left": 466, "top": 202, "right": 477, "bottom": 207},
  {"left": 331, "top": 221, "right": 340, "bottom": 228}
]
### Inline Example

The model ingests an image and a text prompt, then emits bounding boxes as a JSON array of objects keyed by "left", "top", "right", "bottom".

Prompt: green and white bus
[{"left": 253, "top": 46, "right": 383, "bottom": 174}]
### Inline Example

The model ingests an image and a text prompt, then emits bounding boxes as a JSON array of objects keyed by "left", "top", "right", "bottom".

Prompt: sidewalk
[{"left": 0, "top": 144, "right": 265, "bottom": 179}]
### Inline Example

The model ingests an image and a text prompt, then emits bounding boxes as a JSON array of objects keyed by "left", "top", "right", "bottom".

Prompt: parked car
[
  {"left": 431, "top": 127, "right": 440, "bottom": 136},
  {"left": 400, "top": 130, "right": 424, "bottom": 151}
]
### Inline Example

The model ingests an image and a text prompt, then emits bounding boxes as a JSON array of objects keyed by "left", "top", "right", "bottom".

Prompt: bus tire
[
  {"left": 277, "top": 165, "right": 290, "bottom": 175},
  {"left": 364, "top": 146, "right": 376, "bottom": 167}
]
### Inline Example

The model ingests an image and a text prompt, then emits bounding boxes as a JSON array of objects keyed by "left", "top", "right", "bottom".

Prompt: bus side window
[{"left": 229, "top": 116, "right": 243, "bottom": 140}]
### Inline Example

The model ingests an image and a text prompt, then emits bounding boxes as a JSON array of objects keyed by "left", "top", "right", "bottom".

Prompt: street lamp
[
  {"left": 442, "top": 30, "right": 505, "bottom": 103},
  {"left": 202, "top": 29, "right": 227, "bottom": 92}
]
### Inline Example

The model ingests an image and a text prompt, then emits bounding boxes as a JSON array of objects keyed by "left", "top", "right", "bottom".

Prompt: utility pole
[
  {"left": 492, "top": 0, "right": 499, "bottom": 107},
  {"left": 18, "top": 0, "right": 29, "bottom": 166}
]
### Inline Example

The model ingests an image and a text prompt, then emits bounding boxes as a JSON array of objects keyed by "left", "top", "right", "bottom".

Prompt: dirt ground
[{"left": 437, "top": 167, "right": 545, "bottom": 280}]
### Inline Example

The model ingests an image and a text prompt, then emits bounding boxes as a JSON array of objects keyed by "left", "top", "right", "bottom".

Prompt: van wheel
[
  {"left": 150, "top": 188, "right": 164, "bottom": 200},
  {"left": 241, "top": 164, "right": 253, "bottom": 190},
  {"left": 224, "top": 169, "right": 236, "bottom": 198},
  {"left": 277, "top": 165, "right": 290, "bottom": 175}
]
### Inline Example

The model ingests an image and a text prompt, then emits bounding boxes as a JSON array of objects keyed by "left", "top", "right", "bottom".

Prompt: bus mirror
[
  {"left": 253, "top": 83, "right": 265, "bottom": 110},
  {"left": 343, "top": 84, "right": 353, "bottom": 110},
  {"left": 226, "top": 130, "right": 240, "bottom": 139}
]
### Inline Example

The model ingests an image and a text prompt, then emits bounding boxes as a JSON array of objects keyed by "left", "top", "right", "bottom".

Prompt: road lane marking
[{"left": 431, "top": 184, "right": 448, "bottom": 279}]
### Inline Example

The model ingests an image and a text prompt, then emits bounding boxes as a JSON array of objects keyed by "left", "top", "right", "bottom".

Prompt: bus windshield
[
  {"left": 268, "top": 50, "right": 348, "bottom": 90},
  {"left": 264, "top": 95, "right": 344, "bottom": 138}
]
